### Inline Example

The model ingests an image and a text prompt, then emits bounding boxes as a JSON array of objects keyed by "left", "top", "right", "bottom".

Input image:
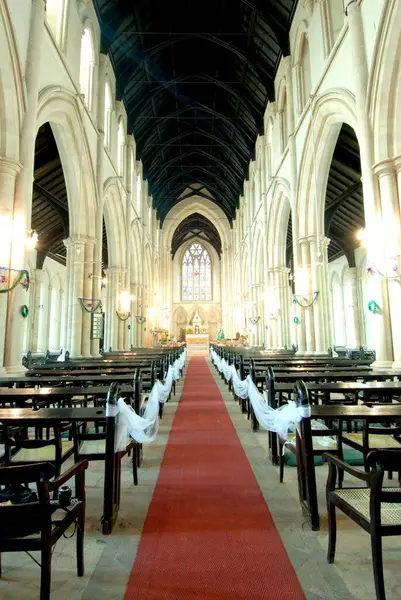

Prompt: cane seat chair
[
  {"left": 324, "top": 449, "right": 401, "bottom": 600},
  {"left": 340, "top": 422, "right": 401, "bottom": 472},
  {"left": 2, "top": 424, "right": 74, "bottom": 477},
  {"left": 0, "top": 460, "right": 88, "bottom": 600}
]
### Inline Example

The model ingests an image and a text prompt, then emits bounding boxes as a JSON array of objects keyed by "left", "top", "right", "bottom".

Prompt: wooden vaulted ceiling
[
  {"left": 32, "top": 123, "right": 109, "bottom": 267},
  {"left": 93, "top": 0, "right": 298, "bottom": 223},
  {"left": 32, "top": 123, "right": 69, "bottom": 267},
  {"left": 171, "top": 213, "right": 222, "bottom": 258}
]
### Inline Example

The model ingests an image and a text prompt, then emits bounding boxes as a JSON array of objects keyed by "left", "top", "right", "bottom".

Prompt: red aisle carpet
[{"left": 124, "top": 357, "right": 305, "bottom": 600}]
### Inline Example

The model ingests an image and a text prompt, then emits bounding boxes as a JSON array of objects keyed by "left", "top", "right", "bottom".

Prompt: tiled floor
[{"left": 1, "top": 361, "right": 401, "bottom": 600}]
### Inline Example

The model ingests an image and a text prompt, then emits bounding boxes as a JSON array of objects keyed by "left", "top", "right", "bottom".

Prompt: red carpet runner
[{"left": 124, "top": 357, "right": 305, "bottom": 599}]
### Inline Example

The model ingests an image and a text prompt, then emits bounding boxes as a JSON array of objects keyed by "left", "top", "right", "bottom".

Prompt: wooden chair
[
  {"left": 340, "top": 422, "right": 401, "bottom": 473},
  {"left": 279, "top": 421, "right": 341, "bottom": 483},
  {"left": 324, "top": 449, "right": 401, "bottom": 600},
  {"left": 2, "top": 424, "right": 74, "bottom": 477},
  {"left": 0, "top": 460, "right": 88, "bottom": 600},
  {"left": 72, "top": 382, "right": 139, "bottom": 485}
]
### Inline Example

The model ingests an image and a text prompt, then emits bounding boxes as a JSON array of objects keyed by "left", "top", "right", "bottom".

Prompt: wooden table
[
  {"left": 296, "top": 403, "right": 401, "bottom": 531},
  {"left": 263, "top": 380, "right": 401, "bottom": 464},
  {"left": 0, "top": 407, "right": 120, "bottom": 534},
  {"left": 0, "top": 374, "right": 137, "bottom": 387}
]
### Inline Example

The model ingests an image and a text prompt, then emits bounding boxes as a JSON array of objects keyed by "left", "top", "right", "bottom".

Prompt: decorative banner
[
  {"left": 78, "top": 297, "right": 103, "bottom": 313},
  {"left": 248, "top": 316, "right": 260, "bottom": 325},
  {"left": 366, "top": 255, "right": 401, "bottom": 279},
  {"left": 0, "top": 267, "right": 30, "bottom": 294},
  {"left": 116, "top": 311, "right": 130, "bottom": 322},
  {"left": 20, "top": 304, "right": 29, "bottom": 318},
  {"left": 292, "top": 291, "right": 319, "bottom": 308}
]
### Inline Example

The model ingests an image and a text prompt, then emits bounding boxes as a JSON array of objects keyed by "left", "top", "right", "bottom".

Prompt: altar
[
  {"left": 185, "top": 334, "right": 209, "bottom": 356},
  {"left": 185, "top": 310, "right": 209, "bottom": 356}
]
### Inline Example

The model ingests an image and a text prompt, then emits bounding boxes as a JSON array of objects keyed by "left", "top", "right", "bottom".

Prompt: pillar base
[
  {"left": 0, "top": 364, "right": 27, "bottom": 374},
  {"left": 296, "top": 350, "right": 315, "bottom": 357},
  {"left": 391, "top": 361, "right": 401, "bottom": 370}
]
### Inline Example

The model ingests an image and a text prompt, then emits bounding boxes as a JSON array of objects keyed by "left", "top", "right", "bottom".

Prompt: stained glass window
[{"left": 182, "top": 243, "right": 212, "bottom": 301}]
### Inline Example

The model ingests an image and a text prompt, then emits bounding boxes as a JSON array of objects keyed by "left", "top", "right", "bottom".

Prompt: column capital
[
  {"left": 298, "top": 236, "right": 309, "bottom": 246},
  {"left": 373, "top": 158, "right": 395, "bottom": 178},
  {"left": 392, "top": 155, "right": 401, "bottom": 173},
  {"left": 0, "top": 157, "right": 23, "bottom": 176}
]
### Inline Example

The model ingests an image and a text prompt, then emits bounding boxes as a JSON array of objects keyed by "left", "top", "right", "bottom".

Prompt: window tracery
[
  {"left": 104, "top": 82, "right": 112, "bottom": 149},
  {"left": 117, "top": 118, "right": 125, "bottom": 176},
  {"left": 45, "top": 0, "right": 68, "bottom": 47},
  {"left": 182, "top": 243, "right": 212, "bottom": 301},
  {"left": 79, "top": 26, "right": 95, "bottom": 110}
]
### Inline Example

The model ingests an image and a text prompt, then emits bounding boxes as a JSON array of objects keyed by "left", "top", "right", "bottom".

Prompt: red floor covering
[{"left": 124, "top": 357, "right": 305, "bottom": 600}]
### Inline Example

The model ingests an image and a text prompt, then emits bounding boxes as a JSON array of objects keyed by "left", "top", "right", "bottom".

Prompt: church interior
[{"left": 1, "top": 0, "right": 401, "bottom": 598}]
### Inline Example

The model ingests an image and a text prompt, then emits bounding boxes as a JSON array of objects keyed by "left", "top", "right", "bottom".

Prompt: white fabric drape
[
  {"left": 210, "top": 347, "right": 312, "bottom": 440},
  {"left": 114, "top": 349, "right": 187, "bottom": 447}
]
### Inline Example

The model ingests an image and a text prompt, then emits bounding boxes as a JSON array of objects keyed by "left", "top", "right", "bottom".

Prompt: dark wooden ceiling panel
[{"left": 93, "top": 0, "right": 298, "bottom": 223}]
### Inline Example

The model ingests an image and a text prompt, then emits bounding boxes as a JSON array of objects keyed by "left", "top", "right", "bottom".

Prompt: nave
[{"left": 2, "top": 355, "right": 401, "bottom": 600}]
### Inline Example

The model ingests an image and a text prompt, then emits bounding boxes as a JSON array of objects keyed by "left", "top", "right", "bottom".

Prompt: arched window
[
  {"left": 79, "top": 27, "right": 95, "bottom": 109},
  {"left": 298, "top": 33, "right": 311, "bottom": 112},
  {"left": 45, "top": 0, "right": 68, "bottom": 47},
  {"left": 182, "top": 243, "right": 212, "bottom": 301},
  {"left": 104, "top": 82, "right": 112, "bottom": 149},
  {"left": 265, "top": 119, "right": 273, "bottom": 181},
  {"left": 117, "top": 118, "right": 125, "bottom": 176},
  {"left": 277, "top": 83, "right": 289, "bottom": 153},
  {"left": 330, "top": 0, "right": 344, "bottom": 43},
  {"left": 136, "top": 173, "right": 142, "bottom": 214}
]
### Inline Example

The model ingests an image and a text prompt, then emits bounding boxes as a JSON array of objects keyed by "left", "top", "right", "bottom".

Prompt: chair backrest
[
  {"left": 2, "top": 424, "right": 63, "bottom": 466},
  {"left": 366, "top": 449, "right": 401, "bottom": 506},
  {"left": 0, "top": 462, "right": 55, "bottom": 539}
]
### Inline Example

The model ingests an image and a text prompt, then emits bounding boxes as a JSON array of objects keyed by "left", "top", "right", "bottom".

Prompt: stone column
[
  {"left": 347, "top": 0, "right": 393, "bottom": 366},
  {"left": 50, "top": 287, "right": 62, "bottom": 351},
  {"left": 30, "top": 269, "right": 42, "bottom": 352},
  {"left": 0, "top": 159, "right": 22, "bottom": 367},
  {"left": 266, "top": 269, "right": 276, "bottom": 348},
  {"left": 82, "top": 239, "right": 95, "bottom": 357},
  {"left": 374, "top": 159, "right": 401, "bottom": 367},
  {"left": 276, "top": 267, "right": 290, "bottom": 349},
  {"left": 38, "top": 283, "right": 51, "bottom": 353},
  {"left": 62, "top": 239, "right": 73, "bottom": 352},
  {"left": 69, "top": 238, "right": 86, "bottom": 358},
  {"left": 3, "top": 1, "right": 46, "bottom": 369},
  {"left": 107, "top": 267, "right": 120, "bottom": 351},
  {"left": 346, "top": 267, "right": 362, "bottom": 347},
  {"left": 299, "top": 238, "right": 315, "bottom": 354},
  {"left": 117, "top": 270, "right": 126, "bottom": 350},
  {"left": 309, "top": 235, "right": 328, "bottom": 354},
  {"left": 91, "top": 54, "right": 108, "bottom": 357}
]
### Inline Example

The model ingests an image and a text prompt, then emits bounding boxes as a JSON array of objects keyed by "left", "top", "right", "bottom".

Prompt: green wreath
[
  {"left": 293, "top": 316, "right": 300, "bottom": 325},
  {"left": 368, "top": 300, "right": 378, "bottom": 313},
  {"left": 20, "top": 304, "right": 29, "bottom": 318}
]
